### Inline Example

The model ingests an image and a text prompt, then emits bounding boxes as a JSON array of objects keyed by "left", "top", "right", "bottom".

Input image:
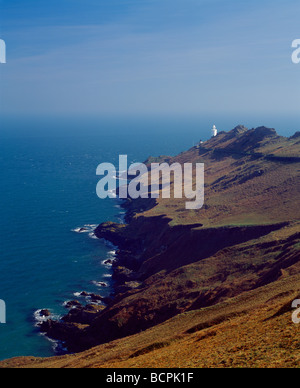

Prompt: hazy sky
[{"left": 0, "top": 0, "right": 299, "bottom": 119}]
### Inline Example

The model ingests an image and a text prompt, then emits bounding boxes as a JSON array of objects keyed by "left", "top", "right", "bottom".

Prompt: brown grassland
[{"left": 1, "top": 126, "right": 299, "bottom": 368}]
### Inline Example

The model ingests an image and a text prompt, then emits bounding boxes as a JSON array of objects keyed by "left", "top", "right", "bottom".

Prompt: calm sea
[{"left": 0, "top": 116, "right": 297, "bottom": 360}]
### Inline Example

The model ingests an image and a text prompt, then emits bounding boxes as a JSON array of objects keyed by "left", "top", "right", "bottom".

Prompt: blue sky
[{"left": 0, "top": 0, "right": 299, "bottom": 121}]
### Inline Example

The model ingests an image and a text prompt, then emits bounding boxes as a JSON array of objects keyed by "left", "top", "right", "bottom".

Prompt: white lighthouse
[{"left": 211, "top": 124, "right": 218, "bottom": 137}]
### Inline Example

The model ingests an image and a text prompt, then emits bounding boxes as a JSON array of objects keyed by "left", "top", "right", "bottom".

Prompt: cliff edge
[{"left": 2, "top": 125, "right": 299, "bottom": 367}]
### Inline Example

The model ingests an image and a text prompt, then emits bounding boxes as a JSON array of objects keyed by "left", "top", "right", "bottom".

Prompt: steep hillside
[
  {"left": 2, "top": 273, "right": 299, "bottom": 368},
  {"left": 1, "top": 125, "right": 299, "bottom": 368}
]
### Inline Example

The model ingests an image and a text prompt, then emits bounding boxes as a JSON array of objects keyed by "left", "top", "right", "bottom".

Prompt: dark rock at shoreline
[
  {"left": 64, "top": 300, "right": 82, "bottom": 309},
  {"left": 38, "top": 126, "right": 300, "bottom": 356},
  {"left": 62, "top": 304, "right": 105, "bottom": 325},
  {"left": 40, "top": 319, "right": 90, "bottom": 351},
  {"left": 94, "top": 222, "right": 128, "bottom": 247},
  {"left": 94, "top": 281, "right": 108, "bottom": 288},
  {"left": 87, "top": 293, "right": 103, "bottom": 302},
  {"left": 79, "top": 291, "right": 103, "bottom": 301},
  {"left": 40, "top": 304, "right": 106, "bottom": 351},
  {"left": 39, "top": 309, "right": 51, "bottom": 317}
]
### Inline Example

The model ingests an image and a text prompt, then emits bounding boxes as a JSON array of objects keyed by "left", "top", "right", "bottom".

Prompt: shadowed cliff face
[{"left": 39, "top": 126, "right": 300, "bottom": 353}]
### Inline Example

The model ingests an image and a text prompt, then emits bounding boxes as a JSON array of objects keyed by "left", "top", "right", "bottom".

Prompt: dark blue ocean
[{"left": 0, "top": 116, "right": 297, "bottom": 360}]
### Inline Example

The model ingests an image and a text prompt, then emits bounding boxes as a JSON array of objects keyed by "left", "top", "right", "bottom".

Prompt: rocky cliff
[{"left": 36, "top": 125, "right": 300, "bottom": 355}]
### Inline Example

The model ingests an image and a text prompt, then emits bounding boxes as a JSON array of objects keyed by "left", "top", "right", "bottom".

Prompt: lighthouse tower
[{"left": 211, "top": 125, "right": 218, "bottom": 137}]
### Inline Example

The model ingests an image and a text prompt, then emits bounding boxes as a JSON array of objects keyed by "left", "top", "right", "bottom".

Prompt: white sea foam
[
  {"left": 46, "top": 336, "right": 68, "bottom": 354},
  {"left": 101, "top": 259, "right": 111, "bottom": 266},
  {"left": 71, "top": 224, "right": 100, "bottom": 240},
  {"left": 33, "top": 309, "right": 49, "bottom": 325},
  {"left": 92, "top": 280, "right": 108, "bottom": 288},
  {"left": 33, "top": 309, "right": 60, "bottom": 327},
  {"left": 72, "top": 227, "right": 87, "bottom": 233},
  {"left": 71, "top": 224, "right": 98, "bottom": 234},
  {"left": 101, "top": 249, "right": 117, "bottom": 267},
  {"left": 34, "top": 311, "right": 67, "bottom": 354}
]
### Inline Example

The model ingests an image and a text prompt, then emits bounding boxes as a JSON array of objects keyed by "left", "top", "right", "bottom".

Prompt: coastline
[
  {"left": 34, "top": 204, "right": 125, "bottom": 354},
  {"left": 35, "top": 127, "right": 300, "bottom": 356},
  {"left": 36, "top": 192, "right": 162, "bottom": 352},
  {"left": 38, "top": 197, "right": 293, "bottom": 353}
]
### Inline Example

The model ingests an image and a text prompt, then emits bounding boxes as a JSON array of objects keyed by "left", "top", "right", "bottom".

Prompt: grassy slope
[
  {"left": 143, "top": 130, "right": 300, "bottom": 227},
  {"left": 1, "top": 127, "right": 299, "bottom": 368},
  {"left": 2, "top": 273, "right": 299, "bottom": 368}
]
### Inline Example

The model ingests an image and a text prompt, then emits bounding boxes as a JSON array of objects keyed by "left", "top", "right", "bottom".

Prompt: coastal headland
[{"left": 1, "top": 125, "right": 299, "bottom": 368}]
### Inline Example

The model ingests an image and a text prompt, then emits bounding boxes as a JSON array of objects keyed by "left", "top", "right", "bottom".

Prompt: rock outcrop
[{"left": 39, "top": 126, "right": 300, "bottom": 353}]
